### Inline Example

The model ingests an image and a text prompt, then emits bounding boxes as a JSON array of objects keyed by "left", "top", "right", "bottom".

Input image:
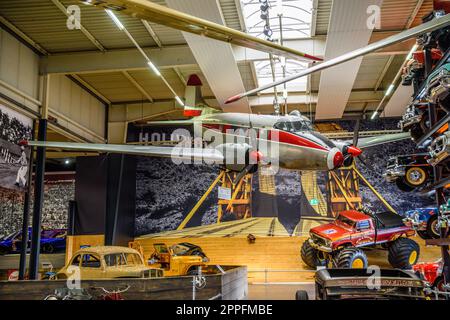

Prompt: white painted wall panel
[
  {"left": 0, "top": 27, "right": 39, "bottom": 100},
  {"left": 48, "top": 74, "right": 105, "bottom": 141}
]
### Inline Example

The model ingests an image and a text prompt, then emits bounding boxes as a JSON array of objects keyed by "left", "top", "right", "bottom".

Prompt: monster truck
[{"left": 301, "top": 210, "right": 419, "bottom": 270}]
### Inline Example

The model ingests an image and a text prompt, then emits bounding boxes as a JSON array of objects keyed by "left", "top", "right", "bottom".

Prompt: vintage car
[
  {"left": 301, "top": 210, "right": 418, "bottom": 270},
  {"left": 426, "top": 62, "right": 450, "bottom": 108},
  {"left": 296, "top": 268, "right": 428, "bottom": 300},
  {"left": 402, "top": 208, "right": 440, "bottom": 239},
  {"left": 413, "top": 259, "right": 447, "bottom": 292},
  {"left": 0, "top": 228, "right": 66, "bottom": 255},
  {"left": 428, "top": 131, "right": 450, "bottom": 166},
  {"left": 148, "top": 242, "right": 209, "bottom": 276},
  {"left": 56, "top": 246, "right": 163, "bottom": 280},
  {"left": 384, "top": 153, "right": 433, "bottom": 192}
]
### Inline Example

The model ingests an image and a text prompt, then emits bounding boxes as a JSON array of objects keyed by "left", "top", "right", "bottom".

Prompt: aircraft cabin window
[{"left": 274, "top": 121, "right": 312, "bottom": 132}]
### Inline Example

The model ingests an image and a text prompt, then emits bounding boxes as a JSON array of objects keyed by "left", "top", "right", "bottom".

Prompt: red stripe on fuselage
[
  {"left": 200, "top": 124, "right": 328, "bottom": 151},
  {"left": 270, "top": 130, "right": 328, "bottom": 151}
]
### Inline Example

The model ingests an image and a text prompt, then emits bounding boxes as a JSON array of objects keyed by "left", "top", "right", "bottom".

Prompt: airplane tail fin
[{"left": 183, "top": 74, "right": 209, "bottom": 117}]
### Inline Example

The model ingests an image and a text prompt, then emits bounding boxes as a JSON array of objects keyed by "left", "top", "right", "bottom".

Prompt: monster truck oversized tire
[
  {"left": 301, "top": 240, "right": 326, "bottom": 268},
  {"left": 388, "top": 237, "right": 420, "bottom": 269},
  {"left": 335, "top": 248, "right": 368, "bottom": 269}
]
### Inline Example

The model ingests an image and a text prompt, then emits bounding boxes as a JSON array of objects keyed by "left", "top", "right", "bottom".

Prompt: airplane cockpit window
[{"left": 274, "top": 120, "right": 312, "bottom": 133}]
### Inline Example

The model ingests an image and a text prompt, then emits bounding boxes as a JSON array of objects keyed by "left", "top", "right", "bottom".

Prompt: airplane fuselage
[{"left": 185, "top": 112, "right": 350, "bottom": 171}]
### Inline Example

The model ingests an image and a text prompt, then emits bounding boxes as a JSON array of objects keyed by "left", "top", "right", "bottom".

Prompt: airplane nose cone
[
  {"left": 347, "top": 145, "right": 362, "bottom": 157},
  {"left": 327, "top": 148, "right": 344, "bottom": 170}
]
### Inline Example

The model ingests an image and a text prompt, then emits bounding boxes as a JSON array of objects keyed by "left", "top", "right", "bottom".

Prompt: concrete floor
[{"left": 248, "top": 283, "right": 315, "bottom": 300}]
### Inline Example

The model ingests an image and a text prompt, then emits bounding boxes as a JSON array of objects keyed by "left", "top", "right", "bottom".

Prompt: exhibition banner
[{"left": 0, "top": 104, "right": 32, "bottom": 192}]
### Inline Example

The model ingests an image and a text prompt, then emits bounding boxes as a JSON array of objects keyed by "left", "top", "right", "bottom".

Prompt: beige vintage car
[{"left": 57, "top": 246, "right": 163, "bottom": 280}]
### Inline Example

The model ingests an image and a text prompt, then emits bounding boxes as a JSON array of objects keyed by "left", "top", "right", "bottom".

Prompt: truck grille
[{"left": 311, "top": 234, "right": 327, "bottom": 247}]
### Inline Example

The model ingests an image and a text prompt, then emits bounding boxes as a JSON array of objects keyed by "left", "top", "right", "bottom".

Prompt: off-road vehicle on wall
[{"left": 301, "top": 210, "right": 419, "bottom": 270}]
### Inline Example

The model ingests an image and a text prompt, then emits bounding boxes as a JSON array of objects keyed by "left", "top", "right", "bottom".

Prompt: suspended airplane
[
  {"left": 28, "top": 75, "right": 411, "bottom": 175},
  {"left": 28, "top": 0, "right": 439, "bottom": 175}
]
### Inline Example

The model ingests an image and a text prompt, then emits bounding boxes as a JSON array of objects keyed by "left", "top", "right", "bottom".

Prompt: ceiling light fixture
[
  {"left": 147, "top": 61, "right": 161, "bottom": 76},
  {"left": 105, "top": 9, "right": 124, "bottom": 30}
]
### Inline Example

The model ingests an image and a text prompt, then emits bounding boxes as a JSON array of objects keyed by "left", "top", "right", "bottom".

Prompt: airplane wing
[
  {"left": 84, "top": 0, "right": 322, "bottom": 62},
  {"left": 354, "top": 132, "right": 411, "bottom": 149},
  {"left": 28, "top": 141, "right": 224, "bottom": 163},
  {"left": 225, "top": 14, "right": 450, "bottom": 103}
]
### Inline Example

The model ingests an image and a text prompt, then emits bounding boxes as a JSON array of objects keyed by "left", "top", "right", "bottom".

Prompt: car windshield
[
  {"left": 1, "top": 231, "right": 20, "bottom": 241},
  {"left": 104, "top": 253, "right": 143, "bottom": 266},
  {"left": 336, "top": 215, "right": 356, "bottom": 228},
  {"left": 274, "top": 120, "right": 313, "bottom": 133},
  {"left": 171, "top": 244, "right": 190, "bottom": 255}
]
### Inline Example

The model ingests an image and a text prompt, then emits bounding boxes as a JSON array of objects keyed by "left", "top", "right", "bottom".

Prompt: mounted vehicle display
[
  {"left": 295, "top": 268, "right": 428, "bottom": 300},
  {"left": 56, "top": 246, "right": 163, "bottom": 280},
  {"left": 301, "top": 210, "right": 419, "bottom": 270},
  {"left": 425, "top": 62, "right": 450, "bottom": 108},
  {"left": 428, "top": 131, "right": 450, "bottom": 166},
  {"left": 384, "top": 154, "right": 433, "bottom": 192},
  {"left": 402, "top": 208, "right": 440, "bottom": 239},
  {"left": 148, "top": 242, "right": 209, "bottom": 276}
]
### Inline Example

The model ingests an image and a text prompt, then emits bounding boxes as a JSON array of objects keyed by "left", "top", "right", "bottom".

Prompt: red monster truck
[{"left": 301, "top": 210, "right": 419, "bottom": 269}]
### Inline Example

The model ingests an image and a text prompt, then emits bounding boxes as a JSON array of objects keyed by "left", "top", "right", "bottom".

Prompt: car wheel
[
  {"left": 295, "top": 290, "right": 309, "bottom": 300},
  {"left": 388, "top": 238, "right": 420, "bottom": 269},
  {"left": 187, "top": 268, "right": 199, "bottom": 276},
  {"left": 417, "top": 230, "right": 431, "bottom": 240},
  {"left": 335, "top": 248, "right": 368, "bottom": 269},
  {"left": 300, "top": 240, "right": 327, "bottom": 269},
  {"left": 42, "top": 244, "right": 54, "bottom": 254},
  {"left": 404, "top": 167, "right": 428, "bottom": 188},
  {"left": 395, "top": 178, "right": 415, "bottom": 192},
  {"left": 426, "top": 215, "right": 441, "bottom": 239}
]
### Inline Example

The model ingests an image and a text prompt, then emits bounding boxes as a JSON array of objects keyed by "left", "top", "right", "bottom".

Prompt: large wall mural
[{"left": 133, "top": 119, "right": 435, "bottom": 237}]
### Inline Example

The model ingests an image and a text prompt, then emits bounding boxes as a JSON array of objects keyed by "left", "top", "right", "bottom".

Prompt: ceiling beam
[
  {"left": 0, "top": 15, "right": 48, "bottom": 55},
  {"left": 50, "top": 0, "right": 106, "bottom": 52},
  {"left": 121, "top": 71, "right": 154, "bottom": 103},
  {"left": 141, "top": 20, "right": 162, "bottom": 48},
  {"left": 40, "top": 29, "right": 413, "bottom": 75},
  {"left": 374, "top": 55, "right": 395, "bottom": 91},
  {"left": 173, "top": 67, "right": 187, "bottom": 87},
  {"left": 67, "top": 74, "right": 111, "bottom": 105},
  {"left": 40, "top": 45, "right": 196, "bottom": 74}
]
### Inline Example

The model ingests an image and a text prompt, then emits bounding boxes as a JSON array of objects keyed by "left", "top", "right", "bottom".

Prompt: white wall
[
  {"left": 0, "top": 27, "right": 40, "bottom": 116},
  {"left": 48, "top": 74, "right": 106, "bottom": 142}
]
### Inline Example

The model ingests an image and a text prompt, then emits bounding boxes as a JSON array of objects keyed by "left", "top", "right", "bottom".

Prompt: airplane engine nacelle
[
  {"left": 333, "top": 141, "right": 362, "bottom": 167},
  {"left": 215, "top": 143, "right": 259, "bottom": 172}
]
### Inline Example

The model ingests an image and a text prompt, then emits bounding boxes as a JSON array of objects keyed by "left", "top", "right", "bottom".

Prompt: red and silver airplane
[{"left": 29, "top": 75, "right": 410, "bottom": 174}]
